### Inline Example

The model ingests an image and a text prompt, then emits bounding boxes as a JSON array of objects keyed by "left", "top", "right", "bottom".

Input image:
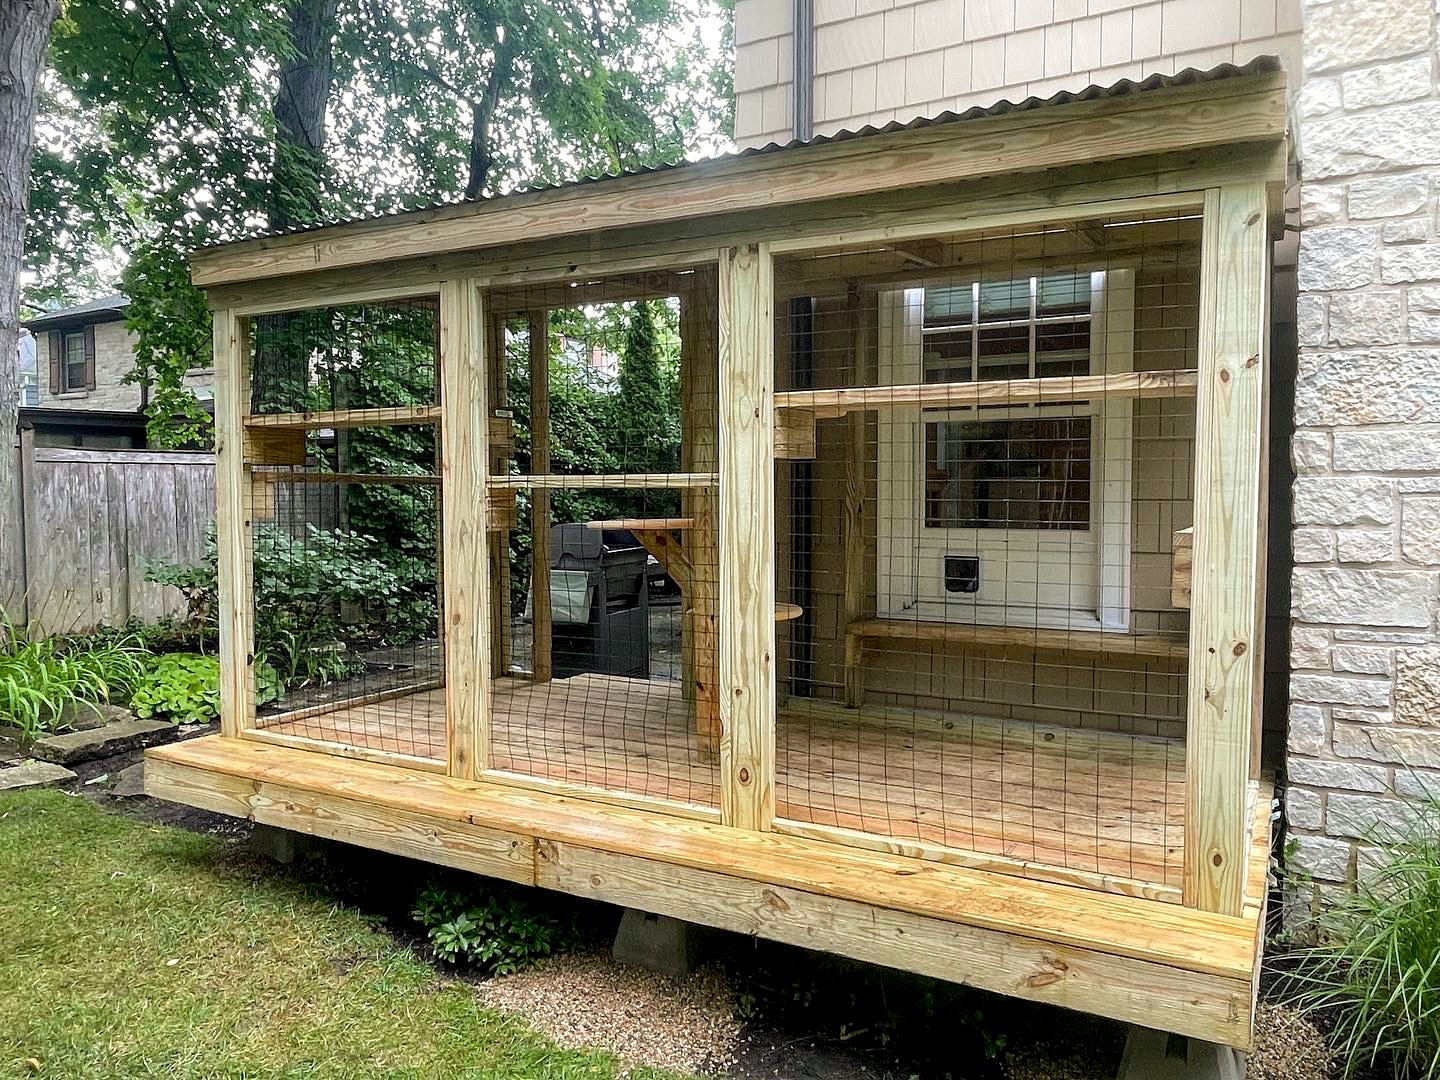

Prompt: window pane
[
  {"left": 978, "top": 279, "right": 1030, "bottom": 321},
  {"left": 1035, "top": 319, "right": 1091, "bottom": 378},
  {"left": 65, "top": 333, "right": 86, "bottom": 389},
  {"left": 976, "top": 323, "right": 1030, "bottom": 381},
  {"left": 1037, "top": 272, "right": 1091, "bottom": 317},
  {"left": 924, "top": 416, "right": 1091, "bottom": 529},
  {"left": 923, "top": 284, "right": 972, "bottom": 328},
  {"left": 922, "top": 329, "right": 972, "bottom": 383}
]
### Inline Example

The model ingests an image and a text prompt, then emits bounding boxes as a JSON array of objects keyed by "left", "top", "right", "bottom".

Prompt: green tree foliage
[{"left": 29, "top": 0, "right": 733, "bottom": 446}]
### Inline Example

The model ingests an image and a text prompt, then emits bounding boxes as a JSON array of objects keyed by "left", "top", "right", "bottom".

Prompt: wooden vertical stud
[
  {"left": 681, "top": 273, "right": 721, "bottom": 753},
  {"left": 528, "top": 310, "right": 552, "bottom": 684},
  {"left": 213, "top": 308, "right": 254, "bottom": 739},
  {"left": 441, "top": 279, "right": 491, "bottom": 780},
  {"left": 718, "top": 243, "right": 775, "bottom": 831},
  {"left": 1184, "top": 184, "right": 1269, "bottom": 915}
]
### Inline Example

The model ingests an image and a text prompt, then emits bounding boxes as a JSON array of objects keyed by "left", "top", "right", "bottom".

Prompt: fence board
[{"left": 18, "top": 446, "right": 215, "bottom": 635}]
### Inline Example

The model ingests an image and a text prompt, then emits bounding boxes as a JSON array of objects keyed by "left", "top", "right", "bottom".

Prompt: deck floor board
[{"left": 263, "top": 672, "right": 1187, "bottom": 889}]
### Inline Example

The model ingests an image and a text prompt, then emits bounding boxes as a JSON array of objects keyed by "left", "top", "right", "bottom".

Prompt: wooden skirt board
[
  {"left": 263, "top": 672, "right": 1184, "bottom": 888},
  {"left": 143, "top": 734, "right": 1271, "bottom": 1048}
]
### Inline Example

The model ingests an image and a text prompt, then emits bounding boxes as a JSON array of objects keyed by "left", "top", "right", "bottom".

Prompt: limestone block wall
[
  {"left": 1286, "top": 0, "right": 1440, "bottom": 894},
  {"left": 34, "top": 323, "right": 143, "bottom": 412}
]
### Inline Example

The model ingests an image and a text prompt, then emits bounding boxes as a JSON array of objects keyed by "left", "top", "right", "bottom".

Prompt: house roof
[
  {"left": 190, "top": 56, "right": 1288, "bottom": 289},
  {"left": 23, "top": 293, "right": 129, "bottom": 332}
]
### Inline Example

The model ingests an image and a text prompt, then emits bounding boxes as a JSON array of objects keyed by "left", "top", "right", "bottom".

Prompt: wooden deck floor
[{"left": 263, "top": 672, "right": 1186, "bottom": 890}]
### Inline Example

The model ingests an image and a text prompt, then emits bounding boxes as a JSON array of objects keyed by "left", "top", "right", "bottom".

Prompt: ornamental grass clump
[
  {"left": 0, "top": 612, "right": 150, "bottom": 739},
  {"left": 1283, "top": 796, "right": 1440, "bottom": 1079}
]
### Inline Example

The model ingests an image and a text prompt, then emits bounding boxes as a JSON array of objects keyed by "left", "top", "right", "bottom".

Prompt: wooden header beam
[{"left": 191, "top": 70, "right": 1286, "bottom": 288}]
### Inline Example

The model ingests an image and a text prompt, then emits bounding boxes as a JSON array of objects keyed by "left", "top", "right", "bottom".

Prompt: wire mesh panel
[
  {"left": 771, "top": 211, "right": 1202, "bottom": 890},
  {"left": 249, "top": 297, "right": 439, "bottom": 415},
  {"left": 240, "top": 294, "right": 445, "bottom": 765},
  {"left": 482, "top": 271, "right": 721, "bottom": 811}
]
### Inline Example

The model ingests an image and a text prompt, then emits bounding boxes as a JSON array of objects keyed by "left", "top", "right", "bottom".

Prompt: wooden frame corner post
[
  {"left": 1184, "top": 183, "right": 1269, "bottom": 914},
  {"left": 214, "top": 307, "right": 254, "bottom": 739},
  {"left": 440, "top": 278, "right": 491, "bottom": 780},
  {"left": 718, "top": 243, "right": 776, "bottom": 831}
]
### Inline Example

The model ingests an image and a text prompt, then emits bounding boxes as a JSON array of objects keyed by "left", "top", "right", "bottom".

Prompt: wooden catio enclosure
[{"left": 147, "top": 61, "right": 1285, "bottom": 1049}]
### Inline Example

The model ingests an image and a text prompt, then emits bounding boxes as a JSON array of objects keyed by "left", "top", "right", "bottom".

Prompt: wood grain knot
[
  {"left": 1232, "top": 641, "right": 1247, "bottom": 657},
  {"left": 738, "top": 766, "right": 751, "bottom": 785},
  {"left": 761, "top": 889, "right": 790, "bottom": 913},
  {"left": 1219, "top": 368, "right": 1231, "bottom": 383},
  {"left": 1245, "top": 353, "right": 1260, "bottom": 368},
  {"left": 1026, "top": 956, "right": 1069, "bottom": 988},
  {"left": 1245, "top": 211, "right": 1261, "bottom": 227},
  {"left": 1212, "top": 852, "right": 1224, "bottom": 867}
]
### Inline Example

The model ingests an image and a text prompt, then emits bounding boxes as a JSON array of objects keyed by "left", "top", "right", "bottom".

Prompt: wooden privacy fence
[{"left": 16, "top": 434, "right": 215, "bottom": 635}]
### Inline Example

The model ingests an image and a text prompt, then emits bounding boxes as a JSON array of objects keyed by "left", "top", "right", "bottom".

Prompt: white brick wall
[
  {"left": 734, "top": 0, "right": 1301, "bottom": 147},
  {"left": 1287, "top": 0, "right": 1440, "bottom": 897}
]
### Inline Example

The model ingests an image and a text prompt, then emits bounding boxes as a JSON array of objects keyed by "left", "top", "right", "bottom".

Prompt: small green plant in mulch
[
  {"left": 412, "top": 879, "right": 585, "bottom": 976},
  {"left": 0, "top": 611, "right": 150, "bottom": 739},
  {"left": 1281, "top": 796, "right": 1440, "bottom": 1079}
]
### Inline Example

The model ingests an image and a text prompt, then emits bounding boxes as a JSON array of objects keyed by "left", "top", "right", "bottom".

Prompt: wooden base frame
[{"left": 146, "top": 734, "right": 1271, "bottom": 1049}]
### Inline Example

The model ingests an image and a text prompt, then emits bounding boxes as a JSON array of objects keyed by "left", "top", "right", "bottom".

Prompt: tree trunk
[
  {"left": 464, "top": 39, "right": 514, "bottom": 201},
  {"left": 270, "top": 0, "right": 338, "bottom": 232},
  {"left": 0, "top": 0, "right": 60, "bottom": 623}
]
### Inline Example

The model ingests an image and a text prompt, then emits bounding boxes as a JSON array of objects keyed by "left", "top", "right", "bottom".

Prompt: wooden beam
[
  {"left": 680, "top": 278, "right": 721, "bottom": 756},
  {"left": 243, "top": 405, "right": 440, "bottom": 429},
  {"left": 1172, "top": 527, "right": 1194, "bottom": 609},
  {"left": 528, "top": 311, "right": 552, "bottom": 684},
  {"left": 775, "top": 368, "right": 1198, "bottom": 419},
  {"left": 488, "top": 472, "right": 718, "bottom": 490},
  {"left": 143, "top": 734, "right": 1265, "bottom": 1048},
  {"left": 842, "top": 283, "right": 868, "bottom": 707},
  {"left": 213, "top": 309, "right": 254, "bottom": 738},
  {"left": 1184, "top": 184, "right": 1269, "bottom": 915},
  {"left": 440, "top": 278, "right": 490, "bottom": 780},
  {"left": 718, "top": 243, "right": 776, "bottom": 831},
  {"left": 203, "top": 142, "right": 1284, "bottom": 318},
  {"left": 249, "top": 471, "right": 440, "bottom": 486},
  {"left": 190, "top": 70, "right": 1286, "bottom": 287}
]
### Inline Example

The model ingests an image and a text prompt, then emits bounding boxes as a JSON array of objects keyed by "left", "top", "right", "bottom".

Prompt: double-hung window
[
  {"left": 876, "top": 269, "right": 1136, "bottom": 631},
  {"left": 63, "top": 331, "right": 88, "bottom": 393}
]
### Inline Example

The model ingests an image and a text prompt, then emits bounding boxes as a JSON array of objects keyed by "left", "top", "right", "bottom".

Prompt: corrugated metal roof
[
  {"left": 197, "top": 56, "right": 1283, "bottom": 252},
  {"left": 23, "top": 293, "right": 129, "bottom": 330}
]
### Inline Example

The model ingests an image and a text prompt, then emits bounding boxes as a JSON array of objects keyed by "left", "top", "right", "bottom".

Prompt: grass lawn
[{"left": 0, "top": 789, "right": 692, "bottom": 1080}]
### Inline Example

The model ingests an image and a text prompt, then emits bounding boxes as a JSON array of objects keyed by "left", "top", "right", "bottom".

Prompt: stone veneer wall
[{"left": 1286, "top": 0, "right": 1440, "bottom": 897}]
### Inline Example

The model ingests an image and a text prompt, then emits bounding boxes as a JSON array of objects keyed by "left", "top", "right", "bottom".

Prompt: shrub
[
  {"left": 411, "top": 881, "right": 577, "bottom": 975},
  {"left": 1283, "top": 796, "right": 1440, "bottom": 1078},
  {"left": 128, "top": 653, "right": 222, "bottom": 725},
  {"left": 0, "top": 614, "right": 150, "bottom": 739}
]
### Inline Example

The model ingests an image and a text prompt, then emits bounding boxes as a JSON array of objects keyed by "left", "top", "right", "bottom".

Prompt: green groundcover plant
[
  {"left": 0, "top": 613, "right": 150, "bottom": 739},
  {"left": 1283, "top": 795, "right": 1440, "bottom": 1079},
  {"left": 412, "top": 879, "right": 584, "bottom": 976},
  {"left": 128, "top": 654, "right": 222, "bottom": 725}
]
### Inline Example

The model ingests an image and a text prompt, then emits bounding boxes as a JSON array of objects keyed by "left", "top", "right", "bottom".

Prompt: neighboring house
[
  {"left": 20, "top": 293, "right": 215, "bottom": 447},
  {"left": 735, "top": 0, "right": 1440, "bottom": 902}
]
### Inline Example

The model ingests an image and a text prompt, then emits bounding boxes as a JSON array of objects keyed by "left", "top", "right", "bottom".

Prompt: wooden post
[
  {"left": 681, "top": 274, "right": 721, "bottom": 752},
  {"left": 1183, "top": 184, "right": 1269, "bottom": 915},
  {"left": 487, "top": 314, "right": 512, "bottom": 677},
  {"left": 718, "top": 243, "right": 775, "bottom": 831},
  {"left": 441, "top": 278, "right": 491, "bottom": 780},
  {"left": 17, "top": 424, "right": 36, "bottom": 626},
  {"left": 528, "top": 310, "right": 552, "bottom": 683},
  {"left": 213, "top": 308, "right": 254, "bottom": 739}
]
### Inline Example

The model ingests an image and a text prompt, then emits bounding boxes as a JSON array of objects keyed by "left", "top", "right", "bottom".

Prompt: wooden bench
[{"left": 843, "top": 617, "right": 1188, "bottom": 706}]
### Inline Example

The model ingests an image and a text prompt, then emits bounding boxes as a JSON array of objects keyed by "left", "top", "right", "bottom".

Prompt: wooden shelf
[
  {"left": 586, "top": 518, "right": 694, "bottom": 531},
  {"left": 846, "top": 617, "right": 1188, "bottom": 660},
  {"left": 775, "top": 369, "right": 1199, "bottom": 420}
]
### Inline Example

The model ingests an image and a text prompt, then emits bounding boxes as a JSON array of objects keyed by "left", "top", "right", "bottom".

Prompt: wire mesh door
[
  {"left": 771, "top": 212, "right": 1201, "bottom": 893},
  {"left": 241, "top": 296, "right": 447, "bottom": 766},
  {"left": 480, "top": 269, "right": 722, "bottom": 812}
]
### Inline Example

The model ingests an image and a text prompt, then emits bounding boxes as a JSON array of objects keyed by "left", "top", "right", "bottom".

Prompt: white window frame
[
  {"left": 876, "top": 269, "right": 1136, "bottom": 632},
  {"left": 63, "top": 330, "right": 87, "bottom": 393}
]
